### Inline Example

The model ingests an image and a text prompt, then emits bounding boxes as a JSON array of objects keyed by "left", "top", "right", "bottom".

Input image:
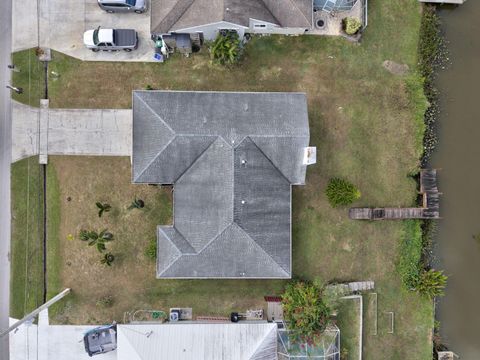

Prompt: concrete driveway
[
  {"left": 14, "top": 0, "right": 156, "bottom": 62},
  {"left": 12, "top": 101, "right": 132, "bottom": 162}
]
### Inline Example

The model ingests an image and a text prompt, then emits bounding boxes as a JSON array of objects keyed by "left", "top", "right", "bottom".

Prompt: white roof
[
  {"left": 117, "top": 323, "right": 278, "bottom": 360},
  {"left": 9, "top": 317, "right": 116, "bottom": 360},
  {"left": 10, "top": 311, "right": 278, "bottom": 360}
]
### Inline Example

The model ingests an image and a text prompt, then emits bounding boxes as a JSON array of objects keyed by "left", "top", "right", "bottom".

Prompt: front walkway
[{"left": 12, "top": 101, "right": 132, "bottom": 163}]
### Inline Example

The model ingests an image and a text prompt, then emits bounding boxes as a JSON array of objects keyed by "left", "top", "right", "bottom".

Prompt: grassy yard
[
  {"left": 337, "top": 297, "right": 362, "bottom": 360},
  {"left": 10, "top": 157, "right": 45, "bottom": 319},
  {"left": 45, "top": 156, "right": 285, "bottom": 324},
  {"left": 10, "top": 0, "right": 434, "bottom": 358}
]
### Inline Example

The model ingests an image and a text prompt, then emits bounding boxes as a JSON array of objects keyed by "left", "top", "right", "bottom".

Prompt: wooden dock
[{"left": 350, "top": 169, "right": 441, "bottom": 220}]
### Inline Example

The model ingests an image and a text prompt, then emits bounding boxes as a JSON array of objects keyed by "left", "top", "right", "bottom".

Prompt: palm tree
[
  {"left": 79, "top": 229, "right": 114, "bottom": 252},
  {"left": 96, "top": 202, "right": 111, "bottom": 217}
]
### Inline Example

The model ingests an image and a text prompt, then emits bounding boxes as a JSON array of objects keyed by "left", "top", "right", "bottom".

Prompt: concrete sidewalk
[
  {"left": 13, "top": 0, "right": 156, "bottom": 62},
  {"left": 12, "top": 101, "right": 132, "bottom": 162}
]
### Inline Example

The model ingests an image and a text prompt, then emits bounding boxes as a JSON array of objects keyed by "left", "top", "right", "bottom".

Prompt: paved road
[{"left": 0, "top": 0, "right": 12, "bottom": 358}]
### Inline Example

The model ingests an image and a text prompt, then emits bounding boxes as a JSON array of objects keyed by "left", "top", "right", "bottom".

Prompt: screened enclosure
[{"left": 277, "top": 325, "right": 340, "bottom": 360}]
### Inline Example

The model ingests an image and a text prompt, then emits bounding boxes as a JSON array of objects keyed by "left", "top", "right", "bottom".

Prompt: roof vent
[
  {"left": 241, "top": 159, "right": 247, "bottom": 166},
  {"left": 241, "top": 200, "right": 246, "bottom": 204},
  {"left": 303, "top": 147, "right": 317, "bottom": 165}
]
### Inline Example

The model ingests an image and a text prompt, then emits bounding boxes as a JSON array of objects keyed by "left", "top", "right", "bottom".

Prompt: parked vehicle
[
  {"left": 83, "top": 27, "right": 138, "bottom": 52},
  {"left": 83, "top": 324, "right": 117, "bottom": 357},
  {"left": 97, "top": 0, "right": 146, "bottom": 13}
]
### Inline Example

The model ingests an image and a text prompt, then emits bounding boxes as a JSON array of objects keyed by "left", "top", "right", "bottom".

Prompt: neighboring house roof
[
  {"left": 132, "top": 91, "right": 310, "bottom": 278},
  {"left": 151, "top": 0, "right": 313, "bottom": 34},
  {"left": 117, "top": 323, "right": 278, "bottom": 360},
  {"left": 10, "top": 314, "right": 278, "bottom": 360}
]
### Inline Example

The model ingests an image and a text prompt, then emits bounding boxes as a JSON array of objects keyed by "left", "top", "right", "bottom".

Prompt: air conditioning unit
[{"left": 169, "top": 309, "right": 180, "bottom": 322}]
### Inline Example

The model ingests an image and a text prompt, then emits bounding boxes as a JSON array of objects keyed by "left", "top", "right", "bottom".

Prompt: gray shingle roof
[
  {"left": 132, "top": 91, "right": 310, "bottom": 278},
  {"left": 151, "top": 0, "right": 313, "bottom": 34}
]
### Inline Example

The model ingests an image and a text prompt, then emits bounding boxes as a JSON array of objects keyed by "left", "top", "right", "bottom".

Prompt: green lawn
[
  {"left": 337, "top": 297, "right": 362, "bottom": 360},
  {"left": 11, "top": 49, "right": 44, "bottom": 106},
  {"left": 10, "top": 0, "right": 434, "bottom": 358},
  {"left": 10, "top": 157, "right": 45, "bottom": 319}
]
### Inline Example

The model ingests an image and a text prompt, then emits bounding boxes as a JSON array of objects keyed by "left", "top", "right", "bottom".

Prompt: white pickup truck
[{"left": 83, "top": 27, "right": 138, "bottom": 52}]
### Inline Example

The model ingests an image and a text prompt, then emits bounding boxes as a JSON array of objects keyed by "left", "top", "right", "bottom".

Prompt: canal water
[{"left": 432, "top": 2, "right": 480, "bottom": 359}]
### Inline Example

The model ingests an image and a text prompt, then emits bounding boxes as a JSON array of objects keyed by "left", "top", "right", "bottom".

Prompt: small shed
[{"left": 264, "top": 296, "right": 284, "bottom": 322}]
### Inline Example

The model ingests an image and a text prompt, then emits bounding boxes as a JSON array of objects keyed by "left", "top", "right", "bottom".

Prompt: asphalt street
[{"left": 0, "top": 0, "right": 13, "bottom": 357}]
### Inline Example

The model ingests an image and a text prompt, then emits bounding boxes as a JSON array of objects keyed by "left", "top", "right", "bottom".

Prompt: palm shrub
[
  {"left": 101, "top": 253, "right": 115, "bottom": 266},
  {"left": 342, "top": 17, "right": 362, "bottom": 36},
  {"left": 128, "top": 197, "right": 145, "bottom": 210},
  {"left": 79, "top": 229, "right": 114, "bottom": 252},
  {"left": 282, "top": 280, "right": 331, "bottom": 343},
  {"left": 210, "top": 31, "right": 241, "bottom": 65},
  {"left": 415, "top": 269, "right": 447, "bottom": 298},
  {"left": 325, "top": 178, "right": 361, "bottom": 207},
  {"left": 96, "top": 202, "right": 111, "bottom": 217}
]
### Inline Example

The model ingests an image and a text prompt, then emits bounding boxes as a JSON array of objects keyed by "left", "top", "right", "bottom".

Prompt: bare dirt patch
[{"left": 383, "top": 60, "right": 410, "bottom": 76}]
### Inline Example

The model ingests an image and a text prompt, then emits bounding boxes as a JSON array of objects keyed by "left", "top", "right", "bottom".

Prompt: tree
[
  {"left": 79, "top": 229, "right": 114, "bottom": 252},
  {"left": 96, "top": 202, "right": 111, "bottom": 217},
  {"left": 325, "top": 178, "right": 361, "bottom": 207},
  {"left": 281, "top": 280, "right": 332, "bottom": 343},
  {"left": 210, "top": 31, "right": 241, "bottom": 65},
  {"left": 415, "top": 269, "right": 447, "bottom": 298},
  {"left": 100, "top": 253, "right": 115, "bottom": 266}
]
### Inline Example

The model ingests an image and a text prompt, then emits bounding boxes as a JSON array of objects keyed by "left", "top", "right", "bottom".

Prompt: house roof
[
  {"left": 117, "top": 323, "right": 278, "bottom": 360},
  {"left": 151, "top": 0, "right": 313, "bottom": 34},
  {"left": 10, "top": 313, "right": 278, "bottom": 360},
  {"left": 132, "top": 91, "right": 310, "bottom": 278}
]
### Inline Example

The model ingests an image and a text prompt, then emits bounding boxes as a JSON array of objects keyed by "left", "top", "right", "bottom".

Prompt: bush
[
  {"left": 145, "top": 239, "right": 157, "bottom": 260},
  {"left": 416, "top": 269, "right": 447, "bottom": 298},
  {"left": 342, "top": 17, "right": 362, "bottom": 36},
  {"left": 325, "top": 178, "right": 361, "bottom": 207},
  {"left": 397, "top": 220, "right": 423, "bottom": 289},
  {"left": 282, "top": 280, "right": 331, "bottom": 342},
  {"left": 397, "top": 220, "right": 447, "bottom": 298},
  {"left": 210, "top": 31, "right": 241, "bottom": 65}
]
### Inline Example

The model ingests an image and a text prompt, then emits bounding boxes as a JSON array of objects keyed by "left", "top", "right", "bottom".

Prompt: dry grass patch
[{"left": 47, "top": 156, "right": 284, "bottom": 324}]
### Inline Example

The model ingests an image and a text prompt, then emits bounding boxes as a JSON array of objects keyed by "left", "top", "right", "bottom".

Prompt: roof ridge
[
  {"left": 232, "top": 223, "right": 290, "bottom": 277},
  {"left": 287, "top": 0, "right": 311, "bottom": 26},
  {"left": 134, "top": 92, "right": 175, "bottom": 133},
  {"left": 163, "top": 226, "right": 197, "bottom": 254},
  {"left": 261, "top": 0, "right": 311, "bottom": 27},
  {"left": 246, "top": 136, "right": 291, "bottom": 185},
  {"left": 133, "top": 136, "right": 175, "bottom": 182},
  {"left": 156, "top": 227, "right": 182, "bottom": 277},
  {"left": 132, "top": 93, "right": 176, "bottom": 182},
  {"left": 248, "top": 324, "right": 278, "bottom": 360},
  {"left": 253, "top": 1, "right": 281, "bottom": 26},
  {"left": 174, "top": 136, "right": 226, "bottom": 185},
  {"left": 155, "top": 0, "right": 196, "bottom": 33},
  {"left": 117, "top": 327, "right": 144, "bottom": 360}
]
